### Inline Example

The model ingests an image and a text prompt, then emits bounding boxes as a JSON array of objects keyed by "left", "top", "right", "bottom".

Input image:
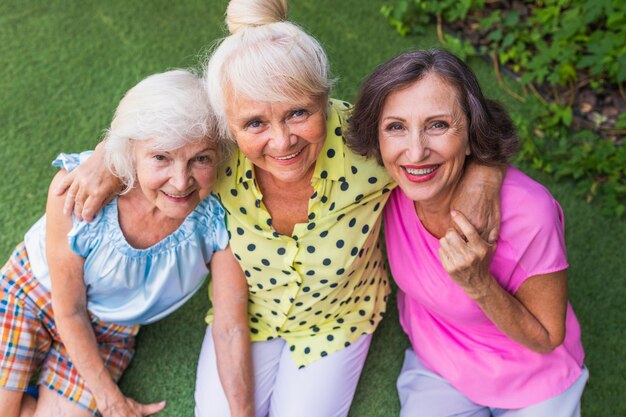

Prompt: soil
[{"left": 445, "top": 1, "right": 625, "bottom": 145}]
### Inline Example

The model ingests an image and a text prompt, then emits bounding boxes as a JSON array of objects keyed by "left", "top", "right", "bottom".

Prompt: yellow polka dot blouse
[{"left": 207, "top": 99, "right": 394, "bottom": 367}]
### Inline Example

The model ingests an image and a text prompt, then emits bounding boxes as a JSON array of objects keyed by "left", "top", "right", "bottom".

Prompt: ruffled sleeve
[
  {"left": 66, "top": 199, "right": 111, "bottom": 258},
  {"left": 198, "top": 195, "right": 229, "bottom": 252},
  {"left": 52, "top": 151, "right": 94, "bottom": 172}
]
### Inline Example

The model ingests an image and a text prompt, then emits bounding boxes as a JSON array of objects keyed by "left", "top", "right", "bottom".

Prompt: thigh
[
  {"left": 194, "top": 326, "right": 284, "bottom": 417},
  {"left": 269, "top": 333, "right": 372, "bottom": 417},
  {"left": 397, "top": 349, "right": 489, "bottom": 417},
  {"left": 1, "top": 249, "right": 52, "bottom": 392},
  {"left": 37, "top": 320, "right": 138, "bottom": 415},
  {"left": 493, "top": 366, "right": 589, "bottom": 417},
  {"left": 34, "top": 385, "right": 94, "bottom": 417}
]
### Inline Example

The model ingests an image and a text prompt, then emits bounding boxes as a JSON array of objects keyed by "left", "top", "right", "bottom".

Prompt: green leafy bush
[{"left": 381, "top": 0, "right": 625, "bottom": 217}]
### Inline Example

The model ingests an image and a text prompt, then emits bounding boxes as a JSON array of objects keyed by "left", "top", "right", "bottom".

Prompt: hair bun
[{"left": 226, "top": 0, "right": 288, "bottom": 34}]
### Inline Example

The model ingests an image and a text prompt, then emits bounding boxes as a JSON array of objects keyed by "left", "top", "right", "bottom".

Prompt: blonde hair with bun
[{"left": 204, "top": 0, "right": 333, "bottom": 140}]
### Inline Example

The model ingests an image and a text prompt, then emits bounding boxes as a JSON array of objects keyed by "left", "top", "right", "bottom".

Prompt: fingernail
[{"left": 451, "top": 210, "right": 457, "bottom": 216}]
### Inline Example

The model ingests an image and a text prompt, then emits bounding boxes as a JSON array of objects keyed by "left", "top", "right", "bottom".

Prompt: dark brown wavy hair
[{"left": 345, "top": 49, "right": 519, "bottom": 166}]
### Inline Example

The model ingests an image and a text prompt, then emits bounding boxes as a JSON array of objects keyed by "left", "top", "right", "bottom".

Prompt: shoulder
[{"left": 501, "top": 166, "right": 564, "bottom": 230}]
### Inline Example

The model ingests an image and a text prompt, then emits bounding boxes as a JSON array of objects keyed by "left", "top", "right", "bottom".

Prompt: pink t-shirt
[{"left": 384, "top": 166, "right": 585, "bottom": 408}]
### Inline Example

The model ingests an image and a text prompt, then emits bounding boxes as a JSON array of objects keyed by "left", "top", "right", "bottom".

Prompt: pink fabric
[{"left": 384, "top": 166, "right": 585, "bottom": 408}]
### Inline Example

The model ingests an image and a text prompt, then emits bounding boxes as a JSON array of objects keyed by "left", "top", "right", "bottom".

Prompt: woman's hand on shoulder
[
  {"left": 439, "top": 210, "right": 496, "bottom": 300},
  {"left": 52, "top": 141, "right": 122, "bottom": 222},
  {"left": 451, "top": 162, "right": 505, "bottom": 243}
]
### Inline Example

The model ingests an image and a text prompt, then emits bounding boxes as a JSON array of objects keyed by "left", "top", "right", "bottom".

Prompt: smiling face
[
  {"left": 225, "top": 91, "right": 327, "bottom": 185},
  {"left": 133, "top": 139, "right": 218, "bottom": 219},
  {"left": 379, "top": 73, "right": 470, "bottom": 208}
]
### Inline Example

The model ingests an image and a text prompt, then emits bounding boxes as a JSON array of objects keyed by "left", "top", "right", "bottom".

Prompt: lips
[
  {"left": 272, "top": 149, "right": 302, "bottom": 161},
  {"left": 402, "top": 164, "right": 440, "bottom": 183},
  {"left": 161, "top": 189, "right": 195, "bottom": 202}
]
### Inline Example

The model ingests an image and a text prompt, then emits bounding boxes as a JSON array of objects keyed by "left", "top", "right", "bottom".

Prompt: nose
[
  {"left": 169, "top": 164, "right": 192, "bottom": 191},
  {"left": 270, "top": 124, "right": 297, "bottom": 152},
  {"left": 405, "top": 130, "right": 429, "bottom": 162}
]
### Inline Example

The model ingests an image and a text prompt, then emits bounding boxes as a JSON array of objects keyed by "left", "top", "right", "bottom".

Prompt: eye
[
  {"left": 291, "top": 109, "right": 308, "bottom": 118},
  {"left": 385, "top": 122, "right": 404, "bottom": 132},
  {"left": 152, "top": 154, "right": 167, "bottom": 162},
  {"left": 245, "top": 120, "right": 263, "bottom": 130},
  {"left": 193, "top": 154, "right": 216, "bottom": 165},
  {"left": 429, "top": 120, "right": 449, "bottom": 130}
]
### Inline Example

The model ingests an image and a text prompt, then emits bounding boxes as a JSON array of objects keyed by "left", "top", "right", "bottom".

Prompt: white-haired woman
[
  {"left": 53, "top": 1, "right": 504, "bottom": 416},
  {"left": 0, "top": 70, "right": 241, "bottom": 417}
]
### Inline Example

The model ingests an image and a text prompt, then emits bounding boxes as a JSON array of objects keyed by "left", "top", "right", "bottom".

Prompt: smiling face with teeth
[
  {"left": 225, "top": 91, "right": 327, "bottom": 186},
  {"left": 379, "top": 73, "right": 470, "bottom": 210},
  {"left": 132, "top": 139, "right": 218, "bottom": 220}
]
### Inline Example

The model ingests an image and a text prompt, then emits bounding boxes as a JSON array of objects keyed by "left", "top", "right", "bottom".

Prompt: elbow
[{"left": 531, "top": 332, "right": 566, "bottom": 354}]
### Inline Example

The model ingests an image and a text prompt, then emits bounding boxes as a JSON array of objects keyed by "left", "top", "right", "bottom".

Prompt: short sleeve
[
  {"left": 66, "top": 200, "right": 110, "bottom": 258},
  {"left": 497, "top": 168, "right": 568, "bottom": 292},
  {"left": 52, "top": 151, "right": 94, "bottom": 172},
  {"left": 199, "top": 195, "right": 229, "bottom": 252}
]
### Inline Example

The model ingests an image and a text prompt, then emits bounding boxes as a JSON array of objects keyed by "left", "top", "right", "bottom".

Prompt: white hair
[
  {"left": 203, "top": 0, "right": 334, "bottom": 140},
  {"left": 103, "top": 69, "right": 226, "bottom": 193}
]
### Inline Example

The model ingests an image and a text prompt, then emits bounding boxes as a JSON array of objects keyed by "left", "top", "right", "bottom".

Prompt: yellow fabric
[{"left": 207, "top": 99, "right": 394, "bottom": 367}]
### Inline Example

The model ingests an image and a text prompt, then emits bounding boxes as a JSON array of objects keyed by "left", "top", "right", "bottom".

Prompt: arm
[
  {"left": 210, "top": 247, "right": 254, "bottom": 417},
  {"left": 451, "top": 162, "right": 505, "bottom": 243},
  {"left": 439, "top": 211, "right": 567, "bottom": 353},
  {"left": 46, "top": 171, "right": 166, "bottom": 417},
  {"left": 52, "top": 141, "right": 122, "bottom": 222}
]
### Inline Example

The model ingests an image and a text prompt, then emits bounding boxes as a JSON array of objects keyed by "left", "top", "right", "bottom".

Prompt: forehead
[
  {"left": 225, "top": 89, "right": 324, "bottom": 120},
  {"left": 384, "top": 73, "right": 461, "bottom": 114}
]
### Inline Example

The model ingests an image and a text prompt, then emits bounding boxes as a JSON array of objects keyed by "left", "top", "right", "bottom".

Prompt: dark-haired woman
[{"left": 346, "top": 49, "right": 587, "bottom": 417}]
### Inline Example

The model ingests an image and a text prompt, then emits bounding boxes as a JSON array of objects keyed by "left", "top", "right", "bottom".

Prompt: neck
[{"left": 413, "top": 181, "right": 459, "bottom": 239}]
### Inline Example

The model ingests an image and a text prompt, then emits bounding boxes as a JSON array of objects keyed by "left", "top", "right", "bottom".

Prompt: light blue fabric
[{"left": 23, "top": 153, "right": 228, "bottom": 325}]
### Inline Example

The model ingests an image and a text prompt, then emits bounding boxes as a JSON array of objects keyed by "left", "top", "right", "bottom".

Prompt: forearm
[
  {"left": 213, "top": 321, "right": 254, "bottom": 417},
  {"left": 55, "top": 311, "right": 124, "bottom": 406},
  {"left": 470, "top": 277, "right": 561, "bottom": 353}
]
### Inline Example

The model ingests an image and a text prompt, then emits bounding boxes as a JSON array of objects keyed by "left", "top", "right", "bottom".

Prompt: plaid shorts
[{"left": 0, "top": 243, "right": 140, "bottom": 415}]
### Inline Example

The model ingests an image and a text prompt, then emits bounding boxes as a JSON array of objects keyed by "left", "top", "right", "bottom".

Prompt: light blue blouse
[{"left": 23, "top": 153, "right": 228, "bottom": 325}]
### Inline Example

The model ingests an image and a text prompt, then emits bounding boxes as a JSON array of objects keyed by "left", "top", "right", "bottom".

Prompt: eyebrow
[{"left": 381, "top": 113, "right": 453, "bottom": 123}]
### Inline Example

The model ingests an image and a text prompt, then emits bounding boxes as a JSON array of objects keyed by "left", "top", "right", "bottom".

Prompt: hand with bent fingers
[
  {"left": 53, "top": 142, "right": 121, "bottom": 222},
  {"left": 98, "top": 395, "right": 166, "bottom": 417},
  {"left": 439, "top": 210, "right": 497, "bottom": 300}
]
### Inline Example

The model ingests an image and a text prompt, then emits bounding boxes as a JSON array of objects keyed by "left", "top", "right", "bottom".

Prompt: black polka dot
[
  {"left": 340, "top": 182, "right": 349, "bottom": 191},
  {"left": 351, "top": 166, "right": 358, "bottom": 174},
  {"left": 244, "top": 270, "right": 251, "bottom": 277},
  {"left": 343, "top": 101, "right": 350, "bottom": 107},
  {"left": 230, "top": 189, "right": 238, "bottom": 196},
  {"left": 323, "top": 258, "right": 331, "bottom": 266},
  {"left": 373, "top": 202, "right": 381, "bottom": 212},
  {"left": 257, "top": 283, "right": 263, "bottom": 289},
  {"left": 261, "top": 259, "right": 270, "bottom": 266},
  {"left": 368, "top": 177, "right": 378, "bottom": 184},
  {"left": 306, "top": 270, "right": 315, "bottom": 276},
  {"left": 335, "top": 127, "right": 342, "bottom": 136},
  {"left": 308, "top": 212, "right": 316, "bottom": 220},
  {"left": 307, "top": 246, "right": 315, "bottom": 253},
  {"left": 237, "top": 227, "right": 244, "bottom": 235},
  {"left": 329, "top": 202, "right": 335, "bottom": 211},
  {"left": 255, "top": 199, "right": 261, "bottom": 208},
  {"left": 327, "top": 149, "right": 336, "bottom": 158},
  {"left": 350, "top": 326, "right": 357, "bottom": 332},
  {"left": 254, "top": 224, "right": 262, "bottom": 231},
  {"left": 321, "top": 351, "right": 328, "bottom": 357},
  {"left": 336, "top": 268, "right": 345, "bottom": 275},
  {"left": 348, "top": 218, "right": 356, "bottom": 227},
  {"left": 310, "top": 191, "right": 318, "bottom": 200},
  {"left": 320, "top": 170, "right": 328, "bottom": 179},
  {"left": 304, "top": 347, "right": 311, "bottom": 354},
  {"left": 302, "top": 286, "right": 310, "bottom": 293},
  {"left": 329, "top": 283, "right": 338, "bottom": 288},
  {"left": 351, "top": 247, "right": 358, "bottom": 256},
  {"left": 277, "top": 248, "right": 286, "bottom": 255},
  {"left": 251, "top": 328, "right": 259, "bottom": 334},
  {"left": 225, "top": 167, "right": 232, "bottom": 176},
  {"left": 320, "top": 230, "right": 328, "bottom": 238},
  {"left": 240, "top": 207, "right": 247, "bottom": 215},
  {"left": 307, "top": 222, "right": 316, "bottom": 230},
  {"left": 320, "top": 279, "right": 328, "bottom": 284},
  {"left": 290, "top": 345, "right": 295, "bottom": 352},
  {"left": 245, "top": 170, "right": 252, "bottom": 179},
  {"left": 270, "top": 278, "right": 277, "bottom": 285},
  {"left": 247, "top": 244, "right": 256, "bottom": 251},
  {"left": 242, "top": 182, "right": 249, "bottom": 190},
  {"left": 337, "top": 213, "right": 345, "bottom": 221},
  {"left": 359, "top": 310, "right": 366, "bottom": 316},
  {"left": 312, "top": 292, "right": 321, "bottom": 298},
  {"left": 355, "top": 194, "right": 363, "bottom": 202},
  {"left": 327, "top": 335, "right": 334, "bottom": 341},
  {"left": 336, "top": 240, "right": 344, "bottom": 248},
  {"left": 321, "top": 196, "right": 328, "bottom": 203},
  {"left": 362, "top": 225, "right": 370, "bottom": 234},
  {"left": 337, "top": 318, "right": 344, "bottom": 324}
]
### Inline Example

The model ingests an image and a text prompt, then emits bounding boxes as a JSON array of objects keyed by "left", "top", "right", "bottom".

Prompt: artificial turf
[{"left": 0, "top": 0, "right": 624, "bottom": 415}]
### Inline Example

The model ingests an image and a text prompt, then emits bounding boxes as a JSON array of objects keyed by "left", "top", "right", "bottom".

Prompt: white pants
[
  {"left": 398, "top": 349, "right": 589, "bottom": 417},
  {"left": 194, "top": 326, "right": 372, "bottom": 417}
]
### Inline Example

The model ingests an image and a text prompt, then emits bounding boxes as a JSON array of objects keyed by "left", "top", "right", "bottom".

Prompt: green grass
[{"left": 1, "top": 0, "right": 624, "bottom": 415}]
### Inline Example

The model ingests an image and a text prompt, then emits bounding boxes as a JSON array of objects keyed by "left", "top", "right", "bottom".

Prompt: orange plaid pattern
[{"left": 1, "top": 243, "right": 140, "bottom": 415}]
